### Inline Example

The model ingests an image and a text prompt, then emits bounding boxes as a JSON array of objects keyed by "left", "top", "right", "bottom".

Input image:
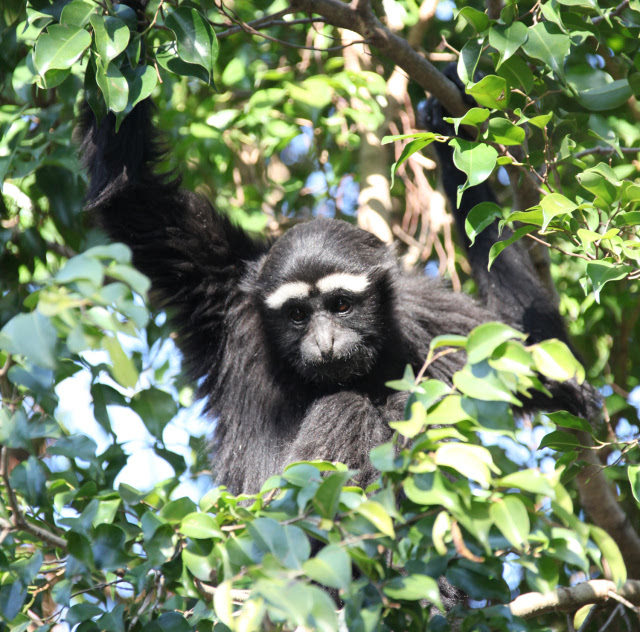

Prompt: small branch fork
[{"left": 0, "top": 446, "right": 67, "bottom": 550}]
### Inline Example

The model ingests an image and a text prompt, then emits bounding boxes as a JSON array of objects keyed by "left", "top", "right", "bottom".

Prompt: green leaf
[
  {"left": 457, "top": 7, "right": 489, "bottom": 32},
  {"left": 449, "top": 107, "right": 490, "bottom": 133},
  {"left": 248, "top": 518, "right": 310, "bottom": 569},
  {"left": 489, "top": 22, "right": 528, "bottom": 67},
  {"left": 389, "top": 401, "right": 426, "bottom": 438},
  {"left": 9, "top": 456, "right": 48, "bottom": 506},
  {"left": 92, "top": 524, "right": 130, "bottom": 570},
  {"left": 156, "top": 43, "right": 212, "bottom": 85},
  {"left": 303, "top": 545, "right": 351, "bottom": 591},
  {"left": 370, "top": 442, "right": 396, "bottom": 472},
  {"left": 121, "top": 65, "right": 158, "bottom": 112},
  {"left": 538, "top": 430, "right": 581, "bottom": 451},
  {"left": 131, "top": 387, "right": 177, "bottom": 440},
  {"left": 577, "top": 79, "right": 632, "bottom": 112},
  {"left": 465, "top": 202, "right": 502, "bottom": 246},
  {"left": 90, "top": 15, "right": 129, "bottom": 63},
  {"left": 629, "top": 465, "right": 640, "bottom": 503},
  {"left": 531, "top": 339, "right": 585, "bottom": 382},
  {"left": 586, "top": 261, "right": 631, "bottom": 302},
  {"left": 498, "top": 55, "right": 534, "bottom": 93},
  {"left": 0, "top": 311, "right": 57, "bottom": 370},
  {"left": 453, "top": 363, "right": 521, "bottom": 405},
  {"left": 466, "top": 322, "right": 526, "bottom": 364},
  {"left": 458, "top": 38, "right": 483, "bottom": 85},
  {"left": 467, "top": 75, "right": 509, "bottom": 109},
  {"left": 522, "top": 22, "right": 569, "bottom": 78},
  {"left": 383, "top": 574, "right": 443, "bottom": 608},
  {"left": 489, "top": 496, "right": 530, "bottom": 548},
  {"left": 546, "top": 411, "right": 593, "bottom": 433},
  {"left": 180, "top": 512, "right": 224, "bottom": 539},
  {"left": 56, "top": 253, "right": 104, "bottom": 286},
  {"left": 159, "top": 497, "right": 198, "bottom": 523},
  {"left": 164, "top": 8, "right": 218, "bottom": 81},
  {"left": 390, "top": 135, "right": 435, "bottom": 187},
  {"left": 213, "top": 581, "right": 234, "bottom": 629},
  {"left": 450, "top": 139, "right": 499, "bottom": 206},
  {"left": 488, "top": 225, "right": 536, "bottom": 268},
  {"left": 498, "top": 470, "right": 555, "bottom": 496},
  {"left": 313, "top": 470, "right": 351, "bottom": 519},
  {"left": 33, "top": 24, "right": 91, "bottom": 75},
  {"left": 540, "top": 193, "right": 578, "bottom": 232},
  {"left": 354, "top": 500, "right": 395, "bottom": 537},
  {"left": 102, "top": 335, "right": 138, "bottom": 388},
  {"left": 95, "top": 58, "right": 129, "bottom": 113},
  {"left": 60, "top": 0, "right": 95, "bottom": 27},
  {"left": 590, "top": 526, "right": 626, "bottom": 585},
  {"left": 435, "top": 443, "right": 496, "bottom": 488},
  {"left": 485, "top": 117, "right": 526, "bottom": 145}
]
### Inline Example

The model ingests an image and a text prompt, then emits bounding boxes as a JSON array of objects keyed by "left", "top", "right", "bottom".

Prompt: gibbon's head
[{"left": 258, "top": 219, "right": 394, "bottom": 383}]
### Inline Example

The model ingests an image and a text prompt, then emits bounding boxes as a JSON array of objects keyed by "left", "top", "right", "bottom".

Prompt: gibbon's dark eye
[
  {"left": 288, "top": 306, "right": 309, "bottom": 323},
  {"left": 332, "top": 297, "right": 351, "bottom": 314}
]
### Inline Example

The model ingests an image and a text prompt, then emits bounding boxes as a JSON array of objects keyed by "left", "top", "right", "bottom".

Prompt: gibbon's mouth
[{"left": 300, "top": 351, "right": 376, "bottom": 383}]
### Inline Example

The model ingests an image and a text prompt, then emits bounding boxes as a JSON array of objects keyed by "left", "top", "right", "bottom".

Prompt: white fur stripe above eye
[
  {"left": 265, "top": 281, "right": 312, "bottom": 309},
  {"left": 316, "top": 273, "right": 369, "bottom": 294}
]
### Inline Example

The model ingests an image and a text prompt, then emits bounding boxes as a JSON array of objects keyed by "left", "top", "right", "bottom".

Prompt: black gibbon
[{"left": 75, "top": 76, "right": 599, "bottom": 496}]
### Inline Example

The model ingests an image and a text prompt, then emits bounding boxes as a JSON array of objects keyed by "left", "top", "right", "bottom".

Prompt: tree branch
[
  {"left": 289, "top": 0, "right": 468, "bottom": 116},
  {"left": 509, "top": 579, "right": 640, "bottom": 619},
  {"left": 574, "top": 432, "right": 640, "bottom": 578}
]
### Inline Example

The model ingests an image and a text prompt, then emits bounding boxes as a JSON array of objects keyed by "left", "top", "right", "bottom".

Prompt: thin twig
[{"left": 0, "top": 446, "right": 67, "bottom": 550}]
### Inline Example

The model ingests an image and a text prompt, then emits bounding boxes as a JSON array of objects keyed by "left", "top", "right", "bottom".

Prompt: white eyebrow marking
[
  {"left": 264, "top": 281, "right": 312, "bottom": 309},
  {"left": 316, "top": 273, "right": 369, "bottom": 294}
]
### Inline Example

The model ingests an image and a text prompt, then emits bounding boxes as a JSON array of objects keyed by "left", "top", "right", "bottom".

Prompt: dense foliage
[{"left": 1, "top": 0, "right": 640, "bottom": 630}]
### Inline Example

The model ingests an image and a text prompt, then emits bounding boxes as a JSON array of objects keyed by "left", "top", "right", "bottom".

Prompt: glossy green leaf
[
  {"left": 435, "top": 443, "right": 496, "bottom": 488},
  {"left": 0, "top": 311, "right": 57, "bottom": 370},
  {"left": 90, "top": 15, "right": 129, "bottom": 63},
  {"left": 489, "top": 22, "right": 528, "bottom": 67},
  {"left": 467, "top": 75, "right": 509, "bottom": 110},
  {"left": 354, "top": 501, "right": 395, "bottom": 537},
  {"left": 102, "top": 335, "right": 138, "bottom": 388},
  {"left": 466, "top": 322, "right": 525, "bottom": 364},
  {"left": 383, "top": 574, "right": 443, "bottom": 608},
  {"left": 180, "top": 512, "right": 224, "bottom": 539},
  {"left": 457, "top": 7, "right": 489, "bottom": 32},
  {"left": 586, "top": 261, "right": 632, "bottom": 302},
  {"left": 531, "top": 339, "right": 584, "bottom": 382},
  {"left": 131, "top": 387, "right": 177, "bottom": 440},
  {"left": 303, "top": 545, "right": 351, "bottom": 591},
  {"left": 60, "top": 0, "right": 95, "bottom": 27},
  {"left": 489, "top": 496, "right": 530, "bottom": 548},
  {"left": 488, "top": 225, "right": 536, "bottom": 268},
  {"left": 498, "top": 469, "right": 555, "bottom": 496},
  {"left": 164, "top": 8, "right": 218, "bottom": 80},
  {"left": 538, "top": 430, "right": 581, "bottom": 451},
  {"left": 95, "top": 59, "right": 129, "bottom": 113},
  {"left": 522, "top": 22, "right": 569, "bottom": 78},
  {"left": 33, "top": 24, "right": 91, "bottom": 75},
  {"left": 590, "top": 526, "right": 626, "bottom": 585},
  {"left": 465, "top": 201, "right": 502, "bottom": 246},
  {"left": 485, "top": 117, "right": 526, "bottom": 145},
  {"left": 450, "top": 138, "right": 499, "bottom": 206}
]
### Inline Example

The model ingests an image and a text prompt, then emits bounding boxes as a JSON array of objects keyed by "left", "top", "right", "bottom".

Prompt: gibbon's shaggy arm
[
  {"left": 419, "top": 71, "right": 601, "bottom": 420},
  {"left": 419, "top": 98, "right": 568, "bottom": 347},
  {"left": 76, "top": 102, "right": 269, "bottom": 383}
]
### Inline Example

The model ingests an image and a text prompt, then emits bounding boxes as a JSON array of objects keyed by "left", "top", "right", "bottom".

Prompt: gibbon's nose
[{"left": 309, "top": 314, "right": 335, "bottom": 360}]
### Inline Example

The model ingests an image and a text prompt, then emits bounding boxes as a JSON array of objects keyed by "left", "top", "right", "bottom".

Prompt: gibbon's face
[{"left": 257, "top": 219, "right": 392, "bottom": 383}]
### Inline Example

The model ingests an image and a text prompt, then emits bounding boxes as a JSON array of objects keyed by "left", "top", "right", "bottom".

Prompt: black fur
[{"left": 76, "top": 79, "right": 599, "bottom": 495}]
